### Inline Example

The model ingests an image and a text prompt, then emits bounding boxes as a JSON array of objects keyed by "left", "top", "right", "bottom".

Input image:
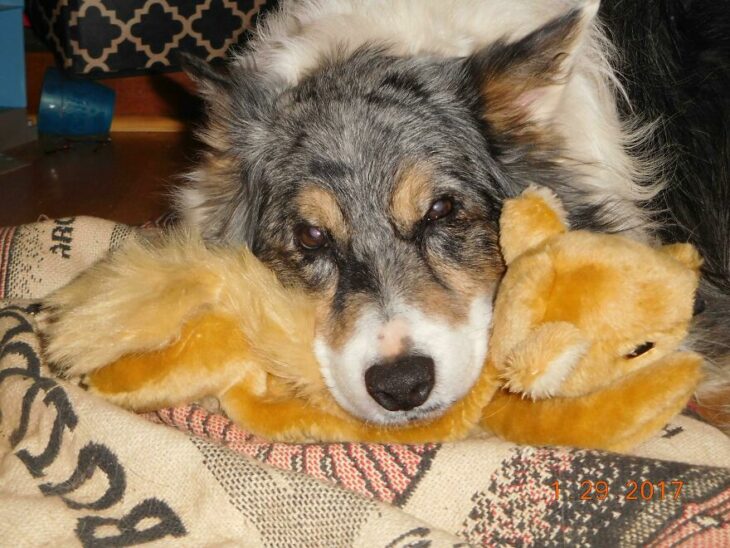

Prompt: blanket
[{"left": 1, "top": 216, "right": 729, "bottom": 547}]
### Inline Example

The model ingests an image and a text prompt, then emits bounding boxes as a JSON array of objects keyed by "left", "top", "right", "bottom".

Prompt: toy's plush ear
[
  {"left": 661, "top": 243, "right": 703, "bottom": 271},
  {"left": 500, "top": 185, "right": 568, "bottom": 264}
]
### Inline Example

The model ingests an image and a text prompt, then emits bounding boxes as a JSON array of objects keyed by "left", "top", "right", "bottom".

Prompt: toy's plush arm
[
  {"left": 40, "top": 231, "right": 226, "bottom": 378},
  {"left": 482, "top": 351, "right": 703, "bottom": 451},
  {"left": 488, "top": 250, "right": 558, "bottom": 368},
  {"left": 501, "top": 321, "right": 589, "bottom": 399},
  {"left": 489, "top": 185, "right": 577, "bottom": 379},
  {"left": 84, "top": 312, "right": 268, "bottom": 412},
  {"left": 220, "top": 362, "right": 499, "bottom": 443}
]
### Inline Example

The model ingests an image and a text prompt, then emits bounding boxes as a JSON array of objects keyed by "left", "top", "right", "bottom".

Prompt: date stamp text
[{"left": 552, "top": 480, "right": 684, "bottom": 501}]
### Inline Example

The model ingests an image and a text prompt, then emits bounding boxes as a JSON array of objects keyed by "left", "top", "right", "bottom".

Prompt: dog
[{"left": 165, "top": 0, "right": 728, "bottom": 429}]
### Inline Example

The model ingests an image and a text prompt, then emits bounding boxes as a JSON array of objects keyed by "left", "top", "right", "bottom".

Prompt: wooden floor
[
  {"left": 0, "top": 131, "right": 195, "bottom": 227},
  {"left": 0, "top": 49, "right": 204, "bottom": 228}
]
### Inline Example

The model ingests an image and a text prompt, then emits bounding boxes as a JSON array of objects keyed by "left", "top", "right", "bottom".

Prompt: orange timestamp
[{"left": 552, "top": 480, "right": 684, "bottom": 501}]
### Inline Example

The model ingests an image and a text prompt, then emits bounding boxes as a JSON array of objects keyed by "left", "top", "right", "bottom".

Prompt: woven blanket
[{"left": 1, "top": 216, "right": 729, "bottom": 547}]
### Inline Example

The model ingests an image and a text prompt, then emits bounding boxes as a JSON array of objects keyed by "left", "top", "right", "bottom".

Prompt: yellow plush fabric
[{"left": 483, "top": 352, "right": 702, "bottom": 451}]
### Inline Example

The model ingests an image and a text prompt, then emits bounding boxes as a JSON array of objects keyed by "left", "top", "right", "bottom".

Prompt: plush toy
[
  {"left": 40, "top": 187, "right": 703, "bottom": 450},
  {"left": 480, "top": 186, "right": 704, "bottom": 450}
]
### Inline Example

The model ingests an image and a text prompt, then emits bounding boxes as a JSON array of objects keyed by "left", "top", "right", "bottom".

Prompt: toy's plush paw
[
  {"left": 502, "top": 322, "right": 589, "bottom": 399},
  {"left": 40, "top": 233, "right": 223, "bottom": 378},
  {"left": 483, "top": 351, "right": 703, "bottom": 451},
  {"left": 84, "top": 312, "right": 266, "bottom": 412}
]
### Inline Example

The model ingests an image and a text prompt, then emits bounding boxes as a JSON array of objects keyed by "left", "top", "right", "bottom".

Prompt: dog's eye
[
  {"left": 295, "top": 224, "right": 328, "bottom": 250},
  {"left": 425, "top": 198, "right": 453, "bottom": 222},
  {"left": 625, "top": 341, "right": 655, "bottom": 359}
]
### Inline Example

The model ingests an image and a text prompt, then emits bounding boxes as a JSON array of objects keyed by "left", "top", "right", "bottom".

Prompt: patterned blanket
[{"left": 1, "top": 216, "right": 729, "bottom": 547}]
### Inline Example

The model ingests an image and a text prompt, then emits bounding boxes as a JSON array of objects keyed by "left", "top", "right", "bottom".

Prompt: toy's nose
[{"left": 365, "top": 355, "right": 435, "bottom": 411}]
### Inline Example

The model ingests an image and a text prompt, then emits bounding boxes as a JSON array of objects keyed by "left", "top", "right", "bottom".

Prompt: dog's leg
[{"left": 482, "top": 351, "right": 703, "bottom": 451}]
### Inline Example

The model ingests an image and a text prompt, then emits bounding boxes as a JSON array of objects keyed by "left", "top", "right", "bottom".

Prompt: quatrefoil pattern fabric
[{"left": 28, "top": 0, "right": 275, "bottom": 75}]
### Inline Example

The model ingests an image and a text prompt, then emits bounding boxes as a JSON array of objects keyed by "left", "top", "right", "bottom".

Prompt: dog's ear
[
  {"left": 179, "top": 52, "right": 232, "bottom": 97},
  {"left": 176, "top": 53, "right": 279, "bottom": 247},
  {"left": 467, "top": 0, "right": 599, "bottom": 134},
  {"left": 179, "top": 52, "right": 278, "bottom": 125}
]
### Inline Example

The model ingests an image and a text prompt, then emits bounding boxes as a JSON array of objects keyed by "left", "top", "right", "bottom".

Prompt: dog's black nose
[{"left": 365, "top": 355, "right": 435, "bottom": 411}]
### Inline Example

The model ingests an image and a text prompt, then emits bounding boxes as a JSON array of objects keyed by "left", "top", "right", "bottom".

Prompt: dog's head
[{"left": 179, "top": 6, "right": 598, "bottom": 424}]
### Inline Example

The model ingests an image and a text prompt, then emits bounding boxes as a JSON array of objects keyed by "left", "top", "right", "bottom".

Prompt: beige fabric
[
  {"left": 0, "top": 216, "right": 134, "bottom": 300},
  {"left": 1, "top": 216, "right": 729, "bottom": 546}
]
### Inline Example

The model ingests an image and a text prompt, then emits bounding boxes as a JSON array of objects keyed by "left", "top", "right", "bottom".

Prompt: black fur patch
[{"left": 601, "top": 0, "right": 730, "bottom": 363}]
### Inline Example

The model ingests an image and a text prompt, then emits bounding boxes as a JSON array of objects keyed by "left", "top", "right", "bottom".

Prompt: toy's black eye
[
  {"left": 295, "top": 224, "right": 328, "bottom": 250},
  {"left": 626, "top": 341, "right": 655, "bottom": 359},
  {"left": 425, "top": 198, "right": 453, "bottom": 222}
]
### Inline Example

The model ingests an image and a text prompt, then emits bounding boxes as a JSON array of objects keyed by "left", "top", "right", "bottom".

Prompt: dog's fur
[{"left": 172, "top": 0, "right": 729, "bottom": 427}]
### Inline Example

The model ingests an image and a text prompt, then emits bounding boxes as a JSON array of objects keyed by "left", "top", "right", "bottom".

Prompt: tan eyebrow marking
[
  {"left": 390, "top": 164, "right": 434, "bottom": 235},
  {"left": 296, "top": 185, "right": 349, "bottom": 241}
]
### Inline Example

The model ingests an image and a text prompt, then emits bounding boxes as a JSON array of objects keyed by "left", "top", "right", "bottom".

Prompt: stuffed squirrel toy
[
  {"left": 480, "top": 186, "right": 703, "bottom": 450},
  {"left": 40, "top": 186, "right": 704, "bottom": 450}
]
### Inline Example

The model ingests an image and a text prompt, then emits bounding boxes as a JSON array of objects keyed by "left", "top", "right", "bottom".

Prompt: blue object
[
  {"left": 37, "top": 68, "right": 116, "bottom": 136},
  {"left": 0, "top": 2, "right": 25, "bottom": 108}
]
